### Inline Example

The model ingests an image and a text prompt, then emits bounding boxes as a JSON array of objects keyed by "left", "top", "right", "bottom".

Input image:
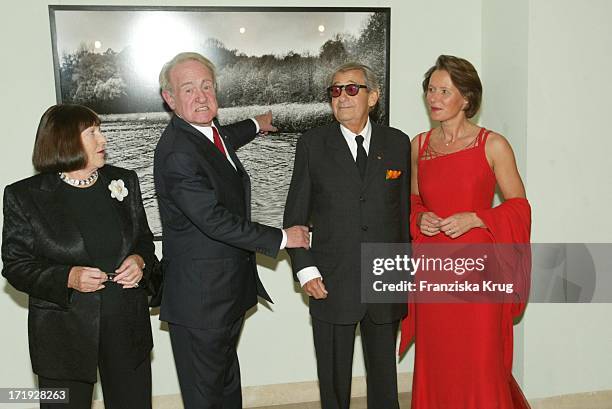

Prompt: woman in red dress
[{"left": 399, "top": 55, "right": 531, "bottom": 408}]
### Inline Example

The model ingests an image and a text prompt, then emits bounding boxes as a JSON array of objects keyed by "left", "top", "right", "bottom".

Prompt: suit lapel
[
  {"left": 217, "top": 125, "right": 248, "bottom": 177},
  {"left": 173, "top": 115, "right": 252, "bottom": 217},
  {"left": 326, "top": 123, "right": 362, "bottom": 185},
  {"left": 174, "top": 116, "right": 243, "bottom": 184},
  {"left": 363, "top": 123, "right": 386, "bottom": 189},
  {"left": 218, "top": 126, "right": 252, "bottom": 217},
  {"left": 204, "top": 138, "right": 243, "bottom": 183}
]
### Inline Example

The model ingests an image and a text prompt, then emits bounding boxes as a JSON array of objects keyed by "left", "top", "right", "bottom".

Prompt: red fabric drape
[{"left": 399, "top": 197, "right": 532, "bottom": 355}]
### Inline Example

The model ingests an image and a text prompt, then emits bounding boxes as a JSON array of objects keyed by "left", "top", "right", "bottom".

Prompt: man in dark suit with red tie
[
  {"left": 154, "top": 52, "right": 309, "bottom": 409},
  {"left": 283, "top": 63, "right": 411, "bottom": 409}
]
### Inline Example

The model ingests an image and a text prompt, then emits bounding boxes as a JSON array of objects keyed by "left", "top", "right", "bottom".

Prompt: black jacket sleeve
[
  {"left": 162, "top": 150, "right": 282, "bottom": 258},
  {"left": 1, "top": 185, "right": 73, "bottom": 307},
  {"left": 220, "top": 119, "right": 257, "bottom": 151},
  {"left": 283, "top": 136, "right": 316, "bottom": 279}
]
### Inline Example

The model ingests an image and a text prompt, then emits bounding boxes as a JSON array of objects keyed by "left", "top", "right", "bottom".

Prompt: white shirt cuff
[
  {"left": 279, "top": 229, "right": 287, "bottom": 250},
  {"left": 250, "top": 117, "right": 260, "bottom": 133},
  {"left": 296, "top": 266, "right": 323, "bottom": 287}
]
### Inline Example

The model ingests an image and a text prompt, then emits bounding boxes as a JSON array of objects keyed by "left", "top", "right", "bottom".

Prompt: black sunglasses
[{"left": 327, "top": 84, "right": 368, "bottom": 98}]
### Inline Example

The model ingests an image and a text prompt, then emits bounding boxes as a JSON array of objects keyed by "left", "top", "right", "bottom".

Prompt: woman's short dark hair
[
  {"left": 422, "top": 55, "right": 482, "bottom": 118},
  {"left": 32, "top": 104, "right": 100, "bottom": 173}
]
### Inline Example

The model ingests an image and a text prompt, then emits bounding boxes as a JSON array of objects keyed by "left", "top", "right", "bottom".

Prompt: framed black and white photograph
[{"left": 49, "top": 6, "right": 391, "bottom": 238}]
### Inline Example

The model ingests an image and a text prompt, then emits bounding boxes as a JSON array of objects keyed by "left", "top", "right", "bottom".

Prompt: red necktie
[{"left": 212, "top": 127, "right": 226, "bottom": 156}]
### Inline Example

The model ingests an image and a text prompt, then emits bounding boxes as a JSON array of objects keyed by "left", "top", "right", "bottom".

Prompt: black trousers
[
  {"left": 312, "top": 315, "right": 400, "bottom": 409},
  {"left": 169, "top": 316, "right": 244, "bottom": 409},
  {"left": 38, "top": 358, "right": 150, "bottom": 409},
  {"left": 38, "top": 285, "right": 152, "bottom": 409}
]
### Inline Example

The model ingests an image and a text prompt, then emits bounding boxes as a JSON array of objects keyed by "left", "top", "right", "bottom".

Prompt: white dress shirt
[
  {"left": 296, "top": 119, "right": 372, "bottom": 286},
  {"left": 340, "top": 118, "right": 372, "bottom": 160}
]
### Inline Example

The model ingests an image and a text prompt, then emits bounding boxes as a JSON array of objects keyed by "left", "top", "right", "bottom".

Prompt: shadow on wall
[{"left": 3, "top": 282, "right": 28, "bottom": 309}]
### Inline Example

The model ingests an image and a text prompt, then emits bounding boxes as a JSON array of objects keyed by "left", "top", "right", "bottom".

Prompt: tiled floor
[{"left": 256, "top": 392, "right": 411, "bottom": 409}]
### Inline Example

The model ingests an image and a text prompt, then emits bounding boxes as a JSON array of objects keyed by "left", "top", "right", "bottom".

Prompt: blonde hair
[{"left": 159, "top": 52, "right": 217, "bottom": 93}]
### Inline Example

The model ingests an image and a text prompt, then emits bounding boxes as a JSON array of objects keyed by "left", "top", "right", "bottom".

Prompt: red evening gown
[{"left": 400, "top": 128, "right": 531, "bottom": 409}]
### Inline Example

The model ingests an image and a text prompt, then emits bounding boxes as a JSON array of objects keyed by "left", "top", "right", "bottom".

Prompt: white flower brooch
[{"left": 108, "top": 179, "right": 129, "bottom": 202}]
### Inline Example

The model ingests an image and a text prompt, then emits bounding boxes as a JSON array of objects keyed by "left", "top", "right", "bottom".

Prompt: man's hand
[
  {"left": 303, "top": 277, "right": 328, "bottom": 299},
  {"left": 68, "top": 266, "right": 107, "bottom": 292},
  {"left": 284, "top": 225, "right": 310, "bottom": 249},
  {"left": 254, "top": 110, "right": 278, "bottom": 135}
]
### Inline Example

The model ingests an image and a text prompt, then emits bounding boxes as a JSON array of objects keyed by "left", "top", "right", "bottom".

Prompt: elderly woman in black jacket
[{"left": 2, "top": 104, "right": 157, "bottom": 409}]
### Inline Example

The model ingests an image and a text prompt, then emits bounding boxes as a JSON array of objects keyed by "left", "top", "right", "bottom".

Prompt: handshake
[{"left": 283, "top": 225, "right": 310, "bottom": 249}]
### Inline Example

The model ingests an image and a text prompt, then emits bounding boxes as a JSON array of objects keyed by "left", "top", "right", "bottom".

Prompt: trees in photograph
[{"left": 58, "top": 12, "right": 387, "bottom": 122}]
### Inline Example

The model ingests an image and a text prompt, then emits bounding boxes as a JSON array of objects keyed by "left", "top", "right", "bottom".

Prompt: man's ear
[
  {"left": 162, "top": 90, "right": 176, "bottom": 110},
  {"left": 368, "top": 89, "right": 380, "bottom": 109}
]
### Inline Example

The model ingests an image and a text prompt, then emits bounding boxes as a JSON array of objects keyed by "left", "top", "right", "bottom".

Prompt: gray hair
[
  {"left": 159, "top": 52, "right": 217, "bottom": 93},
  {"left": 328, "top": 62, "right": 380, "bottom": 92}
]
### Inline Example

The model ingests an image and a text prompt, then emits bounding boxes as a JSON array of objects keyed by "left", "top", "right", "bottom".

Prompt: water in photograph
[{"left": 102, "top": 119, "right": 299, "bottom": 237}]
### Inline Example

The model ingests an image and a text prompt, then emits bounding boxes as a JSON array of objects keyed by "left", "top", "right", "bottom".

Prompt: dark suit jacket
[
  {"left": 1, "top": 165, "right": 156, "bottom": 382},
  {"left": 154, "top": 115, "right": 282, "bottom": 329},
  {"left": 284, "top": 121, "right": 410, "bottom": 325}
]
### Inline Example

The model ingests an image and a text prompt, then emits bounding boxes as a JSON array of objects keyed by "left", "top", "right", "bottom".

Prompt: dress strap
[
  {"left": 476, "top": 127, "right": 491, "bottom": 147},
  {"left": 418, "top": 130, "right": 433, "bottom": 160}
]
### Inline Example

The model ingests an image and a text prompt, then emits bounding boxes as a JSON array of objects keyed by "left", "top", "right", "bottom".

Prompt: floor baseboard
[
  {"left": 531, "top": 390, "right": 612, "bottom": 409},
  {"left": 242, "top": 373, "right": 412, "bottom": 407},
  {"left": 82, "top": 377, "right": 612, "bottom": 409}
]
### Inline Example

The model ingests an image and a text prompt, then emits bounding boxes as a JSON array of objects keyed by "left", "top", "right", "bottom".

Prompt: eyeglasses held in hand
[{"left": 327, "top": 84, "right": 368, "bottom": 98}]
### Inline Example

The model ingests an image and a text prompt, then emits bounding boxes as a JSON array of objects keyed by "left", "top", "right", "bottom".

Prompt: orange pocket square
[{"left": 385, "top": 169, "right": 402, "bottom": 180}]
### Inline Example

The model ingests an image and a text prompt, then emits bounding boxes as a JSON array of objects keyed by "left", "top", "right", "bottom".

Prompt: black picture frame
[{"left": 49, "top": 5, "right": 391, "bottom": 239}]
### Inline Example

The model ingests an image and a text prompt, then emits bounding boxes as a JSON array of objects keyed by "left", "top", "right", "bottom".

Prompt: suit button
[
  {"left": 361, "top": 225, "right": 368, "bottom": 231},
  {"left": 359, "top": 196, "right": 365, "bottom": 202}
]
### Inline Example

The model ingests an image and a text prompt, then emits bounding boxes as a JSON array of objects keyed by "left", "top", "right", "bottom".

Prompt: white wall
[
  {"left": 0, "top": 0, "right": 481, "bottom": 402},
  {"left": 481, "top": 0, "right": 612, "bottom": 399},
  {"left": 481, "top": 0, "right": 529, "bottom": 385},
  {"left": 522, "top": 0, "right": 612, "bottom": 399},
  {"left": 481, "top": 0, "right": 529, "bottom": 175}
]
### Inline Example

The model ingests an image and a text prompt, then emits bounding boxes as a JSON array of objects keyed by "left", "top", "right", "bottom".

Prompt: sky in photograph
[
  {"left": 54, "top": 10, "right": 373, "bottom": 56},
  {"left": 54, "top": 9, "right": 374, "bottom": 83}
]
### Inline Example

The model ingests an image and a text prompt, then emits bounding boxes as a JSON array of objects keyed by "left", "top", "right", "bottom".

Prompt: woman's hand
[
  {"left": 418, "top": 212, "right": 443, "bottom": 236},
  {"left": 113, "top": 254, "right": 144, "bottom": 288},
  {"left": 68, "top": 266, "right": 107, "bottom": 292},
  {"left": 439, "top": 212, "right": 485, "bottom": 239},
  {"left": 114, "top": 254, "right": 145, "bottom": 289}
]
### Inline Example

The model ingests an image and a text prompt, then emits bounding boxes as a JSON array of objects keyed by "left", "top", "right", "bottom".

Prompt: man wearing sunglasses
[{"left": 284, "top": 63, "right": 410, "bottom": 409}]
